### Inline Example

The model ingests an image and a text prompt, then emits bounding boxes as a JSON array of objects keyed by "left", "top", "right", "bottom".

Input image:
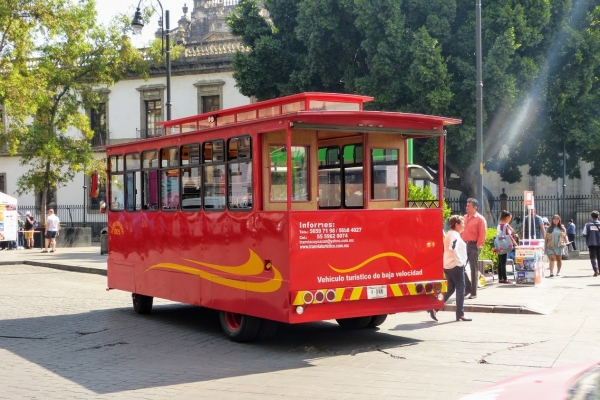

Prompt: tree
[
  {"left": 0, "top": 0, "right": 146, "bottom": 223},
  {"left": 0, "top": 0, "right": 69, "bottom": 151},
  {"left": 228, "top": 0, "right": 600, "bottom": 200}
]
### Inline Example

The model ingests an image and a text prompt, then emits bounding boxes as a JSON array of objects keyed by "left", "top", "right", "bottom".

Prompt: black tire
[
  {"left": 367, "top": 314, "right": 388, "bottom": 328},
  {"left": 132, "top": 293, "right": 153, "bottom": 314},
  {"left": 256, "top": 319, "right": 279, "bottom": 340},
  {"left": 336, "top": 316, "right": 372, "bottom": 329},
  {"left": 219, "top": 311, "right": 261, "bottom": 342}
]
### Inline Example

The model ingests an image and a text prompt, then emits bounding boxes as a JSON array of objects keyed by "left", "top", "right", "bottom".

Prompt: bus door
[
  {"left": 261, "top": 130, "right": 318, "bottom": 211},
  {"left": 318, "top": 141, "right": 364, "bottom": 209}
]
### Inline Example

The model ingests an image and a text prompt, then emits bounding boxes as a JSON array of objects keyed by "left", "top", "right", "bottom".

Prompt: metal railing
[
  {"left": 19, "top": 204, "right": 107, "bottom": 242},
  {"left": 446, "top": 194, "right": 600, "bottom": 251}
]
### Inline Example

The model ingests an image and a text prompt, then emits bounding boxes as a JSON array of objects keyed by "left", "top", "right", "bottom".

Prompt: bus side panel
[
  {"left": 288, "top": 209, "right": 444, "bottom": 322},
  {"left": 239, "top": 212, "right": 291, "bottom": 322},
  {"left": 108, "top": 209, "right": 292, "bottom": 322}
]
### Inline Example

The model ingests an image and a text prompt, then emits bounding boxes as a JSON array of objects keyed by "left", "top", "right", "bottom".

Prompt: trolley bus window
[
  {"left": 228, "top": 137, "right": 252, "bottom": 210},
  {"left": 371, "top": 149, "right": 399, "bottom": 200},
  {"left": 125, "top": 153, "right": 141, "bottom": 211},
  {"left": 268, "top": 145, "right": 308, "bottom": 202},
  {"left": 343, "top": 144, "right": 363, "bottom": 208},
  {"left": 161, "top": 147, "right": 180, "bottom": 210},
  {"left": 318, "top": 147, "right": 341, "bottom": 208},
  {"left": 109, "top": 155, "right": 124, "bottom": 211},
  {"left": 110, "top": 176, "right": 124, "bottom": 211},
  {"left": 203, "top": 140, "right": 225, "bottom": 210},
  {"left": 142, "top": 150, "right": 158, "bottom": 210},
  {"left": 181, "top": 144, "right": 201, "bottom": 211}
]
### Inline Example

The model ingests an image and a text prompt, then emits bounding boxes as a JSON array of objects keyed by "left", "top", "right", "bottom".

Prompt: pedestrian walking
[
  {"left": 42, "top": 209, "right": 60, "bottom": 253},
  {"left": 582, "top": 210, "right": 600, "bottom": 276},
  {"left": 545, "top": 215, "right": 568, "bottom": 277},
  {"left": 566, "top": 219, "right": 577, "bottom": 251},
  {"left": 427, "top": 215, "right": 472, "bottom": 322},
  {"left": 460, "top": 198, "right": 487, "bottom": 299}
]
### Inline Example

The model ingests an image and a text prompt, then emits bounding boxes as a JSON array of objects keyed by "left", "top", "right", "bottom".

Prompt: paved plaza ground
[{"left": 1, "top": 247, "right": 600, "bottom": 398}]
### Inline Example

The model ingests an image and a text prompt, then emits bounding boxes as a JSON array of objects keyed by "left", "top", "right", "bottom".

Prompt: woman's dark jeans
[
  {"left": 498, "top": 253, "right": 508, "bottom": 281},
  {"left": 443, "top": 266, "right": 465, "bottom": 319}
]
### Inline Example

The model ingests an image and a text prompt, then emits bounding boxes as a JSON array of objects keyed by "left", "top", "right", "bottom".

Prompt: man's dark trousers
[{"left": 465, "top": 242, "right": 481, "bottom": 296}]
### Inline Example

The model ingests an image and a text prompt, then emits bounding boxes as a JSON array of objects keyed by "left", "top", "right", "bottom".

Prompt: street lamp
[
  {"left": 131, "top": 0, "right": 172, "bottom": 121},
  {"left": 476, "top": 0, "right": 484, "bottom": 211}
]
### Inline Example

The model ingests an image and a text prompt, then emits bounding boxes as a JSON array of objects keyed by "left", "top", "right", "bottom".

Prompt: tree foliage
[
  {"left": 0, "top": 0, "right": 146, "bottom": 220},
  {"left": 227, "top": 0, "right": 600, "bottom": 197}
]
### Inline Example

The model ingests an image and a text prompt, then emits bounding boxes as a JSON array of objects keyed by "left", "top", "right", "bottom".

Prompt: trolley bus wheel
[
  {"left": 132, "top": 293, "right": 153, "bottom": 315},
  {"left": 219, "top": 311, "right": 261, "bottom": 342},
  {"left": 336, "top": 316, "right": 372, "bottom": 329},
  {"left": 256, "top": 319, "right": 279, "bottom": 340},
  {"left": 367, "top": 314, "right": 388, "bottom": 328}
]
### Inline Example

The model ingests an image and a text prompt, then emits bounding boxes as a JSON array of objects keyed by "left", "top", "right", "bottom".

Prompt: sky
[{"left": 96, "top": 0, "right": 185, "bottom": 47}]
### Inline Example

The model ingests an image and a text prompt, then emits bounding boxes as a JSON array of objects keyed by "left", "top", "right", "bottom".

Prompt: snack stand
[
  {"left": 0, "top": 192, "right": 18, "bottom": 245},
  {"left": 515, "top": 191, "right": 546, "bottom": 285}
]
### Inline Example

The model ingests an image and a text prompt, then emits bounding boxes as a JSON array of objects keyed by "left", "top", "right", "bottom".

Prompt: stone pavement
[
  {"left": 0, "top": 245, "right": 107, "bottom": 276},
  {"left": 1, "top": 246, "right": 598, "bottom": 316}
]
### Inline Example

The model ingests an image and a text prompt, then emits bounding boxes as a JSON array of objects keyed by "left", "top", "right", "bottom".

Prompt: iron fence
[
  {"left": 19, "top": 205, "right": 107, "bottom": 242},
  {"left": 446, "top": 195, "right": 600, "bottom": 251}
]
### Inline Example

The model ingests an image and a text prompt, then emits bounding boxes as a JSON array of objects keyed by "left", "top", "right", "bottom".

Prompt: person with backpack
[
  {"left": 496, "top": 210, "right": 516, "bottom": 284},
  {"left": 582, "top": 210, "right": 600, "bottom": 277}
]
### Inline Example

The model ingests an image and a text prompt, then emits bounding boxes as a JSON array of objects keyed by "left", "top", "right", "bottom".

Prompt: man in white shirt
[{"left": 43, "top": 209, "right": 60, "bottom": 253}]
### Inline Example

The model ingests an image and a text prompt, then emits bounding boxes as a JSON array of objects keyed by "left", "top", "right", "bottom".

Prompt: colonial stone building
[{"left": 1, "top": 0, "right": 251, "bottom": 215}]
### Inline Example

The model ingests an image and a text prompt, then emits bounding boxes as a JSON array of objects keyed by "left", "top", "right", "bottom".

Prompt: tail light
[
  {"left": 303, "top": 292, "right": 314, "bottom": 304},
  {"left": 416, "top": 283, "right": 424, "bottom": 293},
  {"left": 326, "top": 289, "right": 336, "bottom": 302},
  {"left": 314, "top": 290, "right": 325, "bottom": 303}
]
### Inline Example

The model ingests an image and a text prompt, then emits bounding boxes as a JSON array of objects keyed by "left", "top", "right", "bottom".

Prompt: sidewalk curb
[
  {"left": 443, "top": 304, "right": 545, "bottom": 315},
  {"left": 0, "top": 261, "right": 106, "bottom": 276}
]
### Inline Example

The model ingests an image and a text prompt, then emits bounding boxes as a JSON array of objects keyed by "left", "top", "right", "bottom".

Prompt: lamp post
[
  {"left": 476, "top": 0, "right": 484, "bottom": 211},
  {"left": 131, "top": 0, "right": 172, "bottom": 121},
  {"left": 83, "top": 167, "right": 87, "bottom": 228}
]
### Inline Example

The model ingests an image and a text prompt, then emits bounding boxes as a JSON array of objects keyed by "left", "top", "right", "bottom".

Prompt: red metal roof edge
[
  {"left": 157, "top": 92, "right": 375, "bottom": 127},
  {"left": 294, "top": 110, "right": 462, "bottom": 126}
]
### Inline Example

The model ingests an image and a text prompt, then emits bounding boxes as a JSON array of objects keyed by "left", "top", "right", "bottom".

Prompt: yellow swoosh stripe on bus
[
  {"left": 146, "top": 262, "right": 282, "bottom": 293},
  {"left": 328, "top": 252, "right": 412, "bottom": 273},
  {"left": 182, "top": 249, "right": 265, "bottom": 275}
]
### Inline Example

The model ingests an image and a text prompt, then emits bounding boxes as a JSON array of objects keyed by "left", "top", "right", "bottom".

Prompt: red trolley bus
[{"left": 104, "top": 93, "right": 461, "bottom": 341}]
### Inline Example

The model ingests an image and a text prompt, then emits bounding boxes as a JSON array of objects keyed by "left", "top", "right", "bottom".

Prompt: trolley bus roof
[{"left": 156, "top": 92, "right": 461, "bottom": 137}]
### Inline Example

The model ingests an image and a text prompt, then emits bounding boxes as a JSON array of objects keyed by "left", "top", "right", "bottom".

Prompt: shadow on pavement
[{"left": 0, "top": 303, "right": 420, "bottom": 394}]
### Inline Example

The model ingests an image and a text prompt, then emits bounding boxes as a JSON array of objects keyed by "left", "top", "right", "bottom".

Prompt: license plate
[{"left": 367, "top": 285, "right": 387, "bottom": 299}]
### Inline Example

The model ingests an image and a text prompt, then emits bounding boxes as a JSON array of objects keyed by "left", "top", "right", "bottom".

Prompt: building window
[
  {"left": 0, "top": 103, "right": 5, "bottom": 133},
  {"left": 90, "top": 102, "right": 107, "bottom": 147},
  {"left": 202, "top": 95, "right": 220, "bottom": 113},
  {"left": 136, "top": 84, "right": 165, "bottom": 139},
  {"left": 194, "top": 80, "right": 225, "bottom": 114},
  {"left": 146, "top": 100, "right": 163, "bottom": 138},
  {"left": 0, "top": 173, "right": 5, "bottom": 193},
  {"left": 89, "top": 88, "right": 110, "bottom": 147}
]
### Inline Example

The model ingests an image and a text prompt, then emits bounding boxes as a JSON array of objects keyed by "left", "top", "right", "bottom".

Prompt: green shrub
[{"left": 479, "top": 228, "right": 499, "bottom": 272}]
